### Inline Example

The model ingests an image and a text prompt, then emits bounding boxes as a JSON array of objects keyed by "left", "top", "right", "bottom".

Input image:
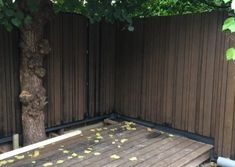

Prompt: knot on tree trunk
[
  {"left": 39, "top": 39, "right": 51, "bottom": 55},
  {"left": 19, "top": 90, "right": 34, "bottom": 105},
  {"left": 34, "top": 67, "right": 46, "bottom": 78},
  {"left": 28, "top": 54, "right": 42, "bottom": 68}
]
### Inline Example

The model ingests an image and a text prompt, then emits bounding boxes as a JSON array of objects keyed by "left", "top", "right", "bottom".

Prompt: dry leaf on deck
[
  {"left": 72, "top": 153, "right": 78, "bottom": 157},
  {"left": 120, "top": 139, "right": 128, "bottom": 143},
  {"left": 84, "top": 150, "right": 91, "bottom": 154},
  {"left": 32, "top": 150, "right": 40, "bottom": 157},
  {"left": 56, "top": 160, "right": 65, "bottom": 164},
  {"left": 63, "top": 150, "right": 70, "bottom": 154},
  {"left": 129, "top": 157, "right": 138, "bottom": 161},
  {"left": 43, "top": 162, "right": 53, "bottom": 167},
  {"left": 110, "top": 154, "right": 120, "bottom": 159},
  {"left": 7, "top": 159, "right": 14, "bottom": 163},
  {"left": 15, "top": 155, "right": 25, "bottom": 160},
  {"left": 94, "top": 152, "right": 101, "bottom": 156}
]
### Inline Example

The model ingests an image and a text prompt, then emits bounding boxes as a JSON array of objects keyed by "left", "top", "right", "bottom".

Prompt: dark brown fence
[
  {"left": 44, "top": 14, "right": 88, "bottom": 127},
  {"left": 0, "top": 28, "right": 20, "bottom": 138},
  {"left": 1, "top": 12, "right": 235, "bottom": 158},
  {"left": 0, "top": 14, "right": 115, "bottom": 138},
  {"left": 115, "top": 12, "right": 235, "bottom": 158}
]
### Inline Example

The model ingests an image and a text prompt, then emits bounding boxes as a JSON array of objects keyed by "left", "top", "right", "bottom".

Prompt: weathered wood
[
  {"left": 0, "top": 123, "right": 212, "bottom": 167},
  {"left": 1, "top": 11, "right": 235, "bottom": 158},
  {"left": 114, "top": 12, "right": 235, "bottom": 159},
  {"left": 0, "top": 130, "right": 81, "bottom": 160}
]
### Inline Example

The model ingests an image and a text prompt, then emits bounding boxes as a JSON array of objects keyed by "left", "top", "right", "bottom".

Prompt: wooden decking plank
[
  {"left": 0, "top": 123, "right": 213, "bottom": 167},
  {"left": 87, "top": 136, "right": 175, "bottom": 167},
  {"left": 102, "top": 137, "right": 180, "bottom": 167},
  {"left": 6, "top": 123, "right": 124, "bottom": 167},
  {"left": 31, "top": 125, "right": 146, "bottom": 166},
  {"left": 153, "top": 142, "right": 204, "bottom": 167},
  {"left": 184, "top": 151, "right": 210, "bottom": 167},
  {"left": 168, "top": 144, "right": 213, "bottom": 167},
  {"left": 32, "top": 124, "right": 146, "bottom": 167},
  {"left": 120, "top": 137, "right": 188, "bottom": 167},
  {"left": 66, "top": 128, "right": 161, "bottom": 166},
  {"left": 133, "top": 138, "right": 194, "bottom": 167}
]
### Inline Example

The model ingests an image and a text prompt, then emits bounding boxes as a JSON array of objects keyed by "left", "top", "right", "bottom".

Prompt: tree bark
[{"left": 19, "top": 0, "right": 52, "bottom": 145}]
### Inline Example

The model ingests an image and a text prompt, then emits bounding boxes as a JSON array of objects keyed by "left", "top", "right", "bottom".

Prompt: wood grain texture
[
  {"left": 1, "top": 12, "right": 235, "bottom": 159},
  {"left": 0, "top": 27, "right": 20, "bottom": 138},
  {"left": 114, "top": 12, "right": 235, "bottom": 159},
  {"left": 1, "top": 123, "right": 212, "bottom": 167}
]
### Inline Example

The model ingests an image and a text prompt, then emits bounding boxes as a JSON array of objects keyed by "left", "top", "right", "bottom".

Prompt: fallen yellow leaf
[
  {"left": 43, "top": 162, "right": 53, "bottom": 167},
  {"left": 110, "top": 154, "right": 120, "bottom": 159},
  {"left": 90, "top": 129, "right": 95, "bottom": 132},
  {"left": 56, "top": 160, "right": 65, "bottom": 164},
  {"left": 96, "top": 136, "right": 103, "bottom": 139},
  {"left": 32, "top": 150, "right": 40, "bottom": 157},
  {"left": 94, "top": 152, "right": 101, "bottom": 156},
  {"left": 120, "top": 139, "right": 128, "bottom": 143},
  {"left": 32, "top": 161, "right": 36, "bottom": 164},
  {"left": 129, "top": 157, "right": 138, "bottom": 161},
  {"left": 78, "top": 155, "right": 84, "bottom": 159},
  {"left": 84, "top": 150, "right": 91, "bottom": 154},
  {"left": 96, "top": 128, "right": 102, "bottom": 131},
  {"left": 168, "top": 134, "right": 174, "bottom": 137},
  {"left": 7, "top": 159, "right": 14, "bottom": 163},
  {"left": 67, "top": 156, "right": 73, "bottom": 159},
  {"left": 15, "top": 155, "right": 25, "bottom": 160},
  {"left": 72, "top": 153, "right": 78, "bottom": 157},
  {"left": 63, "top": 150, "right": 70, "bottom": 154},
  {"left": 126, "top": 127, "right": 133, "bottom": 131},
  {"left": 94, "top": 140, "right": 99, "bottom": 143},
  {"left": 110, "top": 128, "right": 117, "bottom": 132},
  {"left": 0, "top": 160, "right": 7, "bottom": 165},
  {"left": 87, "top": 147, "right": 93, "bottom": 150},
  {"left": 112, "top": 141, "right": 116, "bottom": 144},
  {"left": 147, "top": 128, "right": 152, "bottom": 132}
]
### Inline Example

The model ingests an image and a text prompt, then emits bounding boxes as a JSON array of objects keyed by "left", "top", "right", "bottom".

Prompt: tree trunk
[{"left": 19, "top": 0, "right": 52, "bottom": 145}]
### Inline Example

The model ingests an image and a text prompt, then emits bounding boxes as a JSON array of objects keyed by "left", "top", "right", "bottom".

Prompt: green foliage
[
  {"left": 221, "top": 0, "right": 235, "bottom": 61},
  {"left": 226, "top": 47, "right": 235, "bottom": 60},
  {"left": 223, "top": 17, "right": 235, "bottom": 32},
  {"left": 0, "top": 0, "right": 223, "bottom": 31},
  {"left": 135, "top": 0, "right": 214, "bottom": 17},
  {"left": 223, "top": 0, "right": 231, "bottom": 3},
  {"left": 0, "top": 0, "right": 33, "bottom": 31}
]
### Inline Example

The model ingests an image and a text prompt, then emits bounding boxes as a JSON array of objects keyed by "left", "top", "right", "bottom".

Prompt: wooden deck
[{"left": 0, "top": 122, "right": 213, "bottom": 167}]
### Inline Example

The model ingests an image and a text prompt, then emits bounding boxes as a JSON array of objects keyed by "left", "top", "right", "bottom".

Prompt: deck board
[{"left": 0, "top": 122, "right": 213, "bottom": 167}]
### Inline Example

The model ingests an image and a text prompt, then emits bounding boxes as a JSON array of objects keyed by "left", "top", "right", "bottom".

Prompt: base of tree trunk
[{"left": 22, "top": 111, "right": 46, "bottom": 145}]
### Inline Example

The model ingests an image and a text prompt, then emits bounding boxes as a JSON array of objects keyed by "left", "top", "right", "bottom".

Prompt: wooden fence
[
  {"left": 115, "top": 12, "right": 235, "bottom": 158},
  {"left": 0, "top": 12, "right": 235, "bottom": 158},
  {"left": 0, "top": 14, "right": 115, "bottom": 137},
  {"left": 0, "top": 28, "right": 20, "bottom": 139}
]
